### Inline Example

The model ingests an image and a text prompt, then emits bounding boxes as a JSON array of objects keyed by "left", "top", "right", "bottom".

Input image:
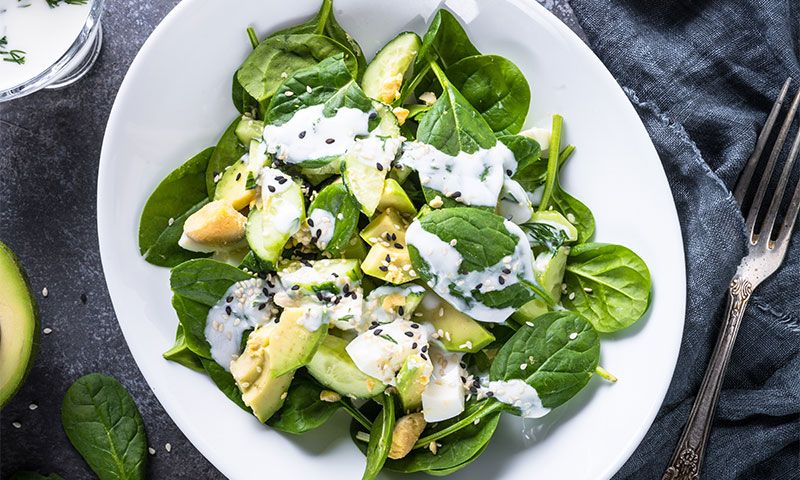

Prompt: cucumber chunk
[
  {"left": 246, "top": 170, "right": 305, "bottom": 268},
  {"left": 277, "top": 258, "right": 362, "bottom": 294},
  {"left": 362, "top": 32, "right": 422, "bottom": 104},
  {"left": 530, "top": 211, "right": 578, "bottom": 242}
]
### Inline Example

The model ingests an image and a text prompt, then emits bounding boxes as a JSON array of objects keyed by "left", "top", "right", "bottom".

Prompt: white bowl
[{"left": 98, "top": 0, "right": 686, "bottom": 478}]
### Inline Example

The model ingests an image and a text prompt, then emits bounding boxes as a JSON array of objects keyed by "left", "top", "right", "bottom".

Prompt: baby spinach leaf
[
  {"left": 139, "top": 147, "right": 213, "bottom": 262},
  {"left": 552, "top": 185, "right": 595, "bottom": 243},
  {"left": 10, "top": 472, "right": 64, "bottom": 480},
  {"left": 416, "top": 65, "right": 496, "bottom": 156},
  {"left": 232, "top": 70, "right": 259, "bottom": 115},
  {"left": 200, "top": 358, "right": 250, "bottom": 412},
  {"left": 172, "top": 294, "right": 213, "bottom": 359},
  {"left": 61, "top": 374, "right": 147, "bottom": 480},
  {"left": 142, "top": 199, "right": 210, "bottom": 268},
  {"left": 490, "top": 311, "right": 600, "bottom": 408},
  {"left": 447, "top": 55, "right": 530, "bottom": 135},
  {"left": 417, "top": 9, "right": 480, "bottom": 69},
  {"left": 386, "top": 401, "right": 500, "bottom": 474},
  {"left": 562, "top": 243, "right": 652, "bottom": 332},
  {"left": 362, "top": 393, "right": 396, "bottom": 480},
  {"left": 265, "top": 54, "right": 372, "bottom": 126},
  {"left": 237, "top": 33, "right": 356, "bottom": 110},
  {"left": 205, "top": 117, "right": 248, "bottom": 197},
  {"left": 498, "top": 134, "right": 546, "bottom": 192},
  {"left": 308, "top": 182, "right": 360, "bottom": 254},
  {"left": 163, "top": 324, "right": 206, "bottom": 372},
  {"left": 267, "top": 375, "right": 340, "bottom": 434},
  {"left": 169, "top": 258, "right": 252, "bottom": 306}
]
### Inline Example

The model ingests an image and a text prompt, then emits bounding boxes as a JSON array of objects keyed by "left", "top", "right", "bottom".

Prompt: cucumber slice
[
  {"left": 235, "top": 116, "right": 264, "bottom": 144},
  {"left": 530, "top": 211, "right": 578, "bottom": 242},
  {"left": 245, "top": 170, "right": 305, "bottom": 268},
  {"left": 534, "top": 245, "right": 570, "bottom": 302},
  {"left": 306, "top": 335, "right": 386, "bottom": 399},
  {"left": 277, "top": 258, "right": 362, "bottom": 294},
  {"left": 342, "top": 136, "right": 401, "bottom": 216},
  {"left": 362, "top": 32, "right": 422, "bottom": 104}
]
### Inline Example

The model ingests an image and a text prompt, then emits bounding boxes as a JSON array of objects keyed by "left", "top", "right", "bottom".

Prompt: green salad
[{"left": 138, "top": 1, "right": 652, "bottom": 477}]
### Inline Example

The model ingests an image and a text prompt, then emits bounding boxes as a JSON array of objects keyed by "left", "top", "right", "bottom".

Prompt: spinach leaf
[
  {"left": 139, "top": 147, "right": 213, "bottom": 264},
  {"left": 10, "top": 473, "right": 64, "bottom": 480},
  {"left": 562, "top": 243, "right": 652, "bottom": 332},
  {"left": 552, "top": 185, "right": 595, "bottom": 243},
  {"left": 265, "top": 54, "right": 372, "bottom": 126},
  {"left": 386, "top": 401, "right": 500, "bottom": 474},
  {"left": 237, "top": 34, "right": 356, "bottom": 111},
  {"left": 169, "top": 258, "right": 252, "bottom": 306},
  {"left": 307, "top": 183, "right": 360, "bottom": 254},
  {"left": 61, "top": 374, "right": 147, "bottom": 480},
  {"left": 232, "top": 70, "right": 259, "bottom": 115},
  {"left": 172, "top": 294, "right": 213, "bottom": 359},
  {"left": 490, "top": 311, "right": 600, "bottom": 408},
  {"left": 200, "top": 358, "right": 250, "bottom": 412},
  {"left": 447, "top": 55, "right": 530, "bottom": 135},
  {"left": 499, "top": 134, "right": 545, "bottom": 192},
  {"left": 417, "top": 9, "right": 480, "bottom": 68},
  {"left": 239, "top": 250, "right": 269, "bottom": 274},
  {"left": 416, "top": 64, "right": 496, "bottom": 156},
  {"left": 163, "top": 324, "right": 205, "bottom": 372},
  {"left": 267, "top": 375, "right": 340, "bottom": 434},
  {"left": 205, "top": 117, "right": 247, "bottom": 197},
  {"left": 142, "top": 199, "right": 210, "bottom": 267},
  {"left": 362, "top": 393, "right": 396, "bottom": 480}
]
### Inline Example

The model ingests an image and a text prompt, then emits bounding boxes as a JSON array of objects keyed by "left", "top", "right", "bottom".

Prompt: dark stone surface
[{"left": 0, "top": 1, "right": 582, "bottom": 478}]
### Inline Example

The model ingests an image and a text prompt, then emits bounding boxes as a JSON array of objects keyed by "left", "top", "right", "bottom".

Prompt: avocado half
[{"left": 0, "top": 241, "right": 38, "bottom": 408}]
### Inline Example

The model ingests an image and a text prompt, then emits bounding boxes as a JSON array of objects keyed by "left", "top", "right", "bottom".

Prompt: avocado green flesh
[
  {"left": 396, "top": 356, "right": 431, "bottom": 411},
  {"left": 417, "top": 292, "right": 494, "bottom": 353},
  {"left": 214, "top": 161, "right": 256, "bottom": 210},
  {"left": 0, "top": 242, "right": 38, "bottom": 408},
  {"left": 360, "top": 208, "right": 407, "bottom": 245},
  {"left": 306, "top": 335, "right": 385, "bottom": 398},
  {"left": 268, "top": 308, "right": 328, "bottom": 377}
]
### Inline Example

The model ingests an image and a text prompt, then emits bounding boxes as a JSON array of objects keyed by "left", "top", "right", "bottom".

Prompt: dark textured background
[{"left": 0, "top": 1, "right": 584, "bottom": 478}]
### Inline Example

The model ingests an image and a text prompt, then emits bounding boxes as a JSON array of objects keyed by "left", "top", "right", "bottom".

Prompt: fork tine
[
  {"left": 761, "top": 119, "right": 800, "bottom": 243},
  {"left": 776, "top": 167, "right": 800, "bottom": 249},
  {"left": 735, "top": 78, "right": 793, "bottom": 204},
  {"left": 745, "top": 86, "right": 800, "bottom": 242}
]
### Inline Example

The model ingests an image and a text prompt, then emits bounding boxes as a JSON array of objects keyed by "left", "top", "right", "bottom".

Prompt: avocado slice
[
  {"left": 362, "top": 243, "right": 418, "bottom": 285},
  {"left": 337, "top": 235, "right": 369, "bottom": 262},
  {"left": 511, "top": 298, "right": 548, "bottom": 325},
  {"left": 214, "top": 160, "right": 257, "bottom": 210},
  {"left": 360, "top": 208, "right": 408, "bottom": 245},
  {"left": 416, "top": 291, "right": 495, "bottom": 353},
  {"left": 306, "top": 335, "right": 386, "bottom": 399},
  {"left": 0, "top": 241, "right": 38, "bottom": 408},
  {"left": 230, "top": 325, "right": 293, "bottom": 423},
  {"left": 395, "top": 355, "right": 432, "bottom": 412},
  {"left": 268, "top": 307, "right": 329, "bottom": 377},
  {"left": 377, "top": 178, "right": 417, "bottom": 217}
]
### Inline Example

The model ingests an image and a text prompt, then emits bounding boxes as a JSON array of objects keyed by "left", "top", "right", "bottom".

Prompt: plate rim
[{"left": 97, "top": 1, "right": 687, "bottom": 479}]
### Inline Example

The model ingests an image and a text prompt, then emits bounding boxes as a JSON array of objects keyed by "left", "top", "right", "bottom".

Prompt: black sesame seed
[
  {"left": 502, "top": 268, "right": 511, "bottom": 275},
  {"left": 299, "top": 131, "right": 306, "bottom": 138},
  {"left": 316, "top": 228, "right": 322, "bottom": 238},
  {"left": 404, "top": 331, "right": 414, "bottom": 337},
  {"left": 385, "top": 232, "right": 392, "bottom": 240},
  {"left": 276, "top": 176, "right": 287, "bottom": 184},
  {"left": 379, "top": 266, "right": 388, "bottom": 272},
  {"left": 421, "top": 353, "right": 428, "bottom": 361},
  {"left": 268, "top": 185, "right": 276, "bottom": 193},
  {"left": 258, "top": 303, "right": 267, "bottom": 310},
  {"left": 226, "top": 296, "right": 234, "bottom": 303},
  {"left": 469, "top": 386, "right": 478, "bottom": 394},
  {"left": 275, "top": 317, "right": 281, "bottom": 324},
  {"left": 398, "top": 307, "right": 405, "bottom": 316},
  {"left": 451, "top": 191, "right": 461, "bottom": 198},
  {"left": 475, "top": 283, "right": 482, "bottom": 290},
  {"left": 266, "top": 280, "right": 275, "bottom": 288},
  {"left": 506, "top": 169, "right": 513, "bottom": 176},
  {"left": 325, "top": 138, "right": 335, "bottom": 144},
  {"left": 343, "top": 283, "right": 350, "bottom": 294},
  {"left": 316, "top": 292, "right": 324, "bottom": 301},
  {"left": 486, "top": 391, "right": 495, "bottom": 397},
  {"left": 421, "top": 345, "right": 428, "bottom": 353},
  {"left": 308, "top": 218, "right": 315, "bottom": 227},
  {"left": 225, "top": 306, "right": 232, "bottom": 315},
  {"left": 376, "top": 163, "right": 383, "bottom": 171},
  {"left": 236, "top": 172, "right": 242, "bottom": 181},
  {"left": 498, "top": 276, "right": 506, "bottom": 285},
  {"left": 80, "top": 293, "right": 88, "bottom": 304},
  {"left": 334, "top": 296, "right": 342, "bottom": 305},
  {"left": 291, "top": 285, "right": 300, "bottom": 291},
  {"left": 391, "top": 233, "right": 397, "bottom": 241},
  {"left": 460, "top": 362, "right": 467, "bottom": 369},
  {"left": 385, "top": 254, "right": 391, "bottom": 262},
  {"left": 460, "top": 376, "right": 467, "bottom": 383},
  {"left": 410, "top": 322, "right": 419, "bottom": 329},
  {"left": 373, "top": 329, "right": 383, "bottom": 336},
  {"left": 331, "top": 272, "right": 338, "bottom": 278},
  {"left": 412, "top": 342, "right": 418, "bottom": 349},
  {"left": 394, "top": 243, "right": 403, "bottom": 249},
  {"left": 262, "top": 288, "right": 269, "bottom": 295}
]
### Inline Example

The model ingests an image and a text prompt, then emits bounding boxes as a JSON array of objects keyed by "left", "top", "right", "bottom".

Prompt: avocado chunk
[
  {"left": 416, "top": 291, "right": 495, "bottom": 353},
  {"left": 306, "top": 335, "right": 386, "bottom": 399},
  {"left": 360, "top": 208, "right": 408, "bottom": 245},
  {"left": 511, "top": 298, "right": 548, "bottom": 324},
  {"left": 395, "top": 355, "right": 432, "bottom": 412},
  {"left": 268, "top": 306, "right": 329, "bottom": 377},
  {"left": 338, "top": 235, "right": 369, "bottom": 262},
  {"left": 214, "top": 160, "right": 257, "bottom": 210},
  {"left": 530, "top": 211, "right": 578, "bottom": 242},
  {"left": 230, "top": 325, "right": 294, "bottom": 422},
  {"left": 362, "top": 32, "right": 422, "bottom": 104},
  {"left": 362, "top": 243, "right": 418, "bottom": 285},
  {"left": 0, "top": 241, "right": 38, "bottom": 408},
  {"left": 377, "top": 178, "right": 417, "bottom": 217}
]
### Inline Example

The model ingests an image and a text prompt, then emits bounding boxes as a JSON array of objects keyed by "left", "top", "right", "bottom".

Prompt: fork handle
[{"left": 662, "top": 276, "right": 754, "bottom": 480}]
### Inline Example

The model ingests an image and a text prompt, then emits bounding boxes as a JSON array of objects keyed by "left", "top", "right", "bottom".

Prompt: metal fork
[{"left": 662, "top": 78, "right": 800, "bottom": 480}]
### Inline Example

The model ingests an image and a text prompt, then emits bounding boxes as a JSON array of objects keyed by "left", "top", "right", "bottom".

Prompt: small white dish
[{"left": 97, "top": 0, "right": 686, "bottom": 478}]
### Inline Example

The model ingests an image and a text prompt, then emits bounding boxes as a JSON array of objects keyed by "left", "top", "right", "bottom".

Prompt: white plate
[{"left": 98, "top": 1, "right": 686, "bottom": 478}]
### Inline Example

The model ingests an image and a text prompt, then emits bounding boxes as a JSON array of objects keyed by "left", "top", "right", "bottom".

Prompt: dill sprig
[
  {"left": 45, "top": 0, "right": 89, "bottom": 8},
  {"left": 1, "top": 49, "right": 27, "bottom": 64}
]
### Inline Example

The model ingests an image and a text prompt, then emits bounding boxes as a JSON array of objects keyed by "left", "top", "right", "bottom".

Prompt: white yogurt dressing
[
  {"left": 406, "top": 219, "right": 538, "bottom": 322},
  {"left": 421, "top": 348, "right": 467, "bottom": 422},
  {"left": 346, "top": 318, "right": 434, "bottom": 385},
  {"left": 364, "top": 285, "right": 425, "bottom": 325},
  {"left": 498, "top": 177, "right": 533, "bottom": 224},
  {"left": 294, "top": 302, "right": 328, "bottom": 332},
  {"left": 0, "top": 0, "right": 91, "bottom": 90},
  {"left": 258, "top": 167, "right": 301, "bottom": 234},
  {"left": 480, "top": 379, "right": 550, "bottom": 419},
  {"left": 307, "top": 208, "right": 335, "bottom": 250},
  {"left": 204, "top": 278, "right": 278, "bottom": 370},
  {"left": 348, "top": 135, "right": 404, "bottom": 171},
  {"left": 263, "top": 104, "right": 371, "bottom": 165},
  {"left": 397, "top": 141, "right": 517, "bottom": 207}
]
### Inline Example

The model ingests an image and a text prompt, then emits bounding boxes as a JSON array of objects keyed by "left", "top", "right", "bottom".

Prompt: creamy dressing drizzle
[
  {"left": 364, "top": 285, "right": 425, "bottom": 325},
  {"left": 346, "top": 319, "right": 435, "bottom": 385},
  {"left": 262, "top": 104, "right": 371, "bottom": 165},
  {"left": 205, "top": 278, "right": 277, "bottom": 370},
  {"left": 405, "top": 219, "right": 537, "bottom": 323},
  {"left": 479, "top": 379, "right": 550, "bottom": 419},
  {"left": 258, "top": 167, "right": 301, "bottom": 234},
  {"left": 397, "top": 141, "right": 517, "bottom": 207},
  {"left": 307, "top": 208, "right": 335, "bottom": 250},
  {"left": 498, "top": 177, "right": 533, "bottom": 224}
]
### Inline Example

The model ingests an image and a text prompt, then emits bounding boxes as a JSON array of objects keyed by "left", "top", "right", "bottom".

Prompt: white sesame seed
[
  {"left": 43, "top": 327, "right": 52, "bottom": 335},
  {"left": 280, "top": 391, "right": 288, "bottom": 400},
  {"left": 41, "top": 287, "right": 48, "bottom": 297},
  {"left": 168, "top": 217, "right": 175, "bottom": 226},
  {"left": 473, "top": 418, "right": 481, "bottom": 425},
  {"left": 449, "top": 239, "right": 457, "bottom": 246},
  {"left": 28, "top": 403, "right": 37, "bottom": 410},
  {"left": 583, "top": 287, "right": 593, "bottom": 293},
  {"left": 438, "top": 308, "right": 444, "bottom": 317},
  {"left": 284, "top": 91, "right": 294, "bottom": 97},
  {"left": 165, "top": 443, "right": 172, "bottom": 452},
  {"left": 520, "top": 363, "right": 528, "bottom": 370},
  {"left": 568, "top": 292, "right": 576, "bottom": 300},
  {"left": 306, "top": 85, "right": 313, "bottom": 93},
  {"left": 337, "top": 213, "right": 344, "bottom": 220},
  {"left": 12, "top": 421, "right": 21, "bottom": 429},
  {"left": 566, "top": 213, "right": 577, "bottom": 223},
  {"left": 569, "top": 332, "right": 578, "bottom": 340},
  {"left": 148, "top": 447, "right": 156, "bottom": 455},
  {"left": 525, "top": 321, "right": 534, "bottom": 327},
  {"left": 281, "top": 71, "right": 288, "bottom": 78}
]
